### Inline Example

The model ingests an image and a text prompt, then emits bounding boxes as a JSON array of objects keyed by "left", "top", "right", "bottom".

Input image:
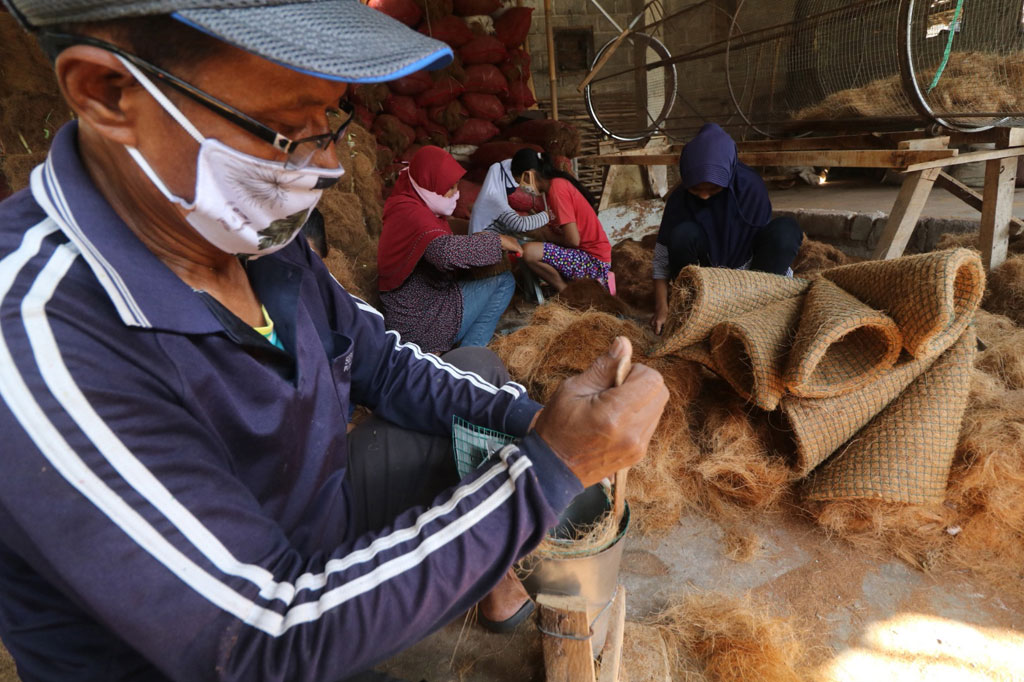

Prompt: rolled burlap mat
[
  {"left": 821, "top": 248, "right": 984, "bottom": 358},
  {"left": 779, "top": 351, "right": 938, "bottom": 477},
  {"left": 802, "top": 328, "right": 976, "bottom": 504},
  {"left": 784, "top": 278, "right": 903, "bottom": 398},
  {"left": 709, "top": 295, "right": 805, "bottom": 411},
  {"left": 653, "top": 266, "right": 810, "bottom": 358}
]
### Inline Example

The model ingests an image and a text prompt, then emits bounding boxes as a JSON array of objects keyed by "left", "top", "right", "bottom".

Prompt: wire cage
[{"left": 585, "top": 0, "right": 1024, "bottom": 141}]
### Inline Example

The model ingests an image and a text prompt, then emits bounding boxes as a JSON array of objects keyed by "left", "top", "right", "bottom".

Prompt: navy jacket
[{"left": 0, "top": 123, "right": 582, "bottom": 681}]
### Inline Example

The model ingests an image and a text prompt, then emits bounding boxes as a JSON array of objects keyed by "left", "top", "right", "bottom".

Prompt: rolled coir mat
[
  {"left": 709, "top": 295, "right": 806, "bottom": 411},
  {"left": 821, "top": 248, "right": 984, "bottom": 358},
  {"left": 653, "top": 266, "right": 810, "bottom": 357},
  {"left": 802, "top": 328, "right": 976, "bottom": 504},
  {"left": 784, "top": 278, "right": 903, "bottom": 398}
]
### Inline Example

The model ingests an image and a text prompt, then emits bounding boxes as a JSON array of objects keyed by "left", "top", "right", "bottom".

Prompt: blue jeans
[{"left": 455, "top": 271, "right": 515, "bottom": 347}]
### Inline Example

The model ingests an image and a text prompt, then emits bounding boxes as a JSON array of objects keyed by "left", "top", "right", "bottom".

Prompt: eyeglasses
[{"left": 41, "top": 32, "right": 354, "bottom": 169}]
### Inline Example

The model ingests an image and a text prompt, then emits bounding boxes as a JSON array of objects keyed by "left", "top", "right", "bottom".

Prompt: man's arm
[
  {"left": 0, "top": 276, "right": 581, "bottom": 681},
  {"left": 308, "top": 247, "right": 541, "bottom": 437}
]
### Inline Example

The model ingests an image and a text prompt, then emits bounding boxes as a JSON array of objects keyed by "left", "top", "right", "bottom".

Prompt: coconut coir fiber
[{"left": 649, "top": 590, "right": 810, "bottom": 682}]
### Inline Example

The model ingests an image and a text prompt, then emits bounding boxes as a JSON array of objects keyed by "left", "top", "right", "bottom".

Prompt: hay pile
[
  {"left": 648, "top": 591, "right": 810, "bottom": 682},
  {"left": 794, "top": 51, "right": 1024, "bottom": 123},
  {"left": 791, "top": 238, "right": 854, "bottom": 275},
  {"left": 553, "top": 278, "right": 634, "bottom": 317},
  {"left": 983, "top": 253, "right": 1024, "bottom": 326},
  {"left": 316, "top": 124, "right": 385, "bottom": 304},
  {"left": 490, "top": 303, "right": 798, "bottom": 534},
  {"left": 610, "top": 233, "right": 658, "bottom": 314}
]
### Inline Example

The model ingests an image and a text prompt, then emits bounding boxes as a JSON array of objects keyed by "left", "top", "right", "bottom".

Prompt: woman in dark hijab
[{"left": 650, "top": 123, "right": 803, "bottom": 334}]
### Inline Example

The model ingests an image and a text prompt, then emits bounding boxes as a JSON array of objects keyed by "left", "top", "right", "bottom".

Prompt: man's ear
[{"left": 54, "top": 45, "right": 142, "bottom": 147}]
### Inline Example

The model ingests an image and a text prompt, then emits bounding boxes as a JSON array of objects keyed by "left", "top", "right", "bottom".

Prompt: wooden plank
[
  {"left": 898, "top": 136, "right": 951, "bottom": 150},
  {"left": 596, "top": 587, "right": 627, "bottom": 682},
  {"left": 577, "top": 26, "right": 632, "bottom": 93},
  {"left": 935, "top": 171, "right": 1024, "bottom": 235},
  {"left": 736, "top": 132, "right": 932, "bottom": 152},
  {"left": 582, "top": 149, "right": 957, "bottom": 169},
  {"left": 544, "top": 0, "right": 557, "bottom": 120},
  {"left": 872, "top": 167, "right": 941, "bottom": 260},
  {"left": 904, "top": 146, "right": 1024, "bottom": 172},
  {"left": 979, "top": 157, "right": 1019, "bottom": 270},
  {"left": 538, "top": 593, "right": 596, "bottom": 682},
  {"left": 948, "top": 127, "right": 1024, "bottom": 148},
  {"left": 598, "top": 165, "right": 625, "bottom": 212}
]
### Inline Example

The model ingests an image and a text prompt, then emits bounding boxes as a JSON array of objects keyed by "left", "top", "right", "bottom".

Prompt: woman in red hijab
[{"left": 379, "top": 146, "right": 523, "bottom": 353}]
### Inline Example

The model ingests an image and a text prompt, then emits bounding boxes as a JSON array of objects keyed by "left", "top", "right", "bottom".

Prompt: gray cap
[{"left": 2, "top": 0, "right": 454, "bottom": 83}]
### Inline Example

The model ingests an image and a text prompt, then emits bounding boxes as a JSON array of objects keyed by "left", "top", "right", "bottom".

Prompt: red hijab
[{"left": 378, "top": 146, "right": 466, "bottom": 291}]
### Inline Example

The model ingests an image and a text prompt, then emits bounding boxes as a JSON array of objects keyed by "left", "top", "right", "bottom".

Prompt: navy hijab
[{"left": 659, "top": 123, "right": 772, "bottom": 269}]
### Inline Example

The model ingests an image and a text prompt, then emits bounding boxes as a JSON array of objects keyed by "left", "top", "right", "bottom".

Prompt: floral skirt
[{"left": 542, "top": 243, "right": 611, "bottom": 287}]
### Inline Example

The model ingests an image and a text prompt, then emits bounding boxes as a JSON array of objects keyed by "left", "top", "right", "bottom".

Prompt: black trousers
[
  {"left": 666, "top": 216, "right": 804, "bottom": 279},
  {"left": 343, "top": 347, "right": 511, "bottom": 682},
  {"left": 346, "top": 346, "right": 510, "bottom": 535}
]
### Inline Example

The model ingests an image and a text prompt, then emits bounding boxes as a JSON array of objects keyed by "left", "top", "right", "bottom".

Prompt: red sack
[
  {"left": 351, "top": 83, "right": 389, "bottom": 113},
  {"left": 451, "top": 118, "right": 500, "bottom": 145},
  {"left": 429, "top": 100, "right": 469, "bottom": 132},
  {"left": 469, "top": 141, "right": 542, "bottom": 169},
  {"left": 461, "top": 92, "right": 505, "bottom": 121},
  {"left": 399, "top": 143, "right": 423, "bottom": 164},
  {"left": 508, "top": 187, "right": 545, "bottom": 213},
  {"left": 459, "top": 35, "right": 507, "bottom": 65},
  {"left": 504, "top": 118, "right": 581, "bottom": 157},
  {"left": 384, "top": 93, "right": 424, "bottom": 127},
  {"left": 416, "top": 75, "right": 465, "bottom": 107},
  {"left": 453, "top": 179, "right": 482, "bottom": 220},
  {"left": 353, "top": 103, "right": 376, "bottom": 130},
  {"left": 376, "top": 145, "right": 395, "bottom": 171},
  {"left": 494, "top": 7, "right": 533, "bottom": 48},
  {"left": 372, "top": 114, "right": 416, "bottom": 155},
  {"left": 415, "top": 0, "right": 453, "bottom": 21},
  {"left": 419, "top": 123, "right": 450, "bottom": 147},
  {"left": 452, "top": 0, "right": 500, "bottom": 16},
  {"left": 368, "top": 0, "right": 422, "bottom": 26},
  {"left": 551, "top": 155, "right": 573, "bottom": 173},
  {"left": 418, "top": 14, "right": 474, "bottom": 47},
  {"left": 463, "top": 64, "right": 509, "bottom": 95},
  {"left": 503, "top": 80, "right": 536, "bottom": 110},
  {"left": 388, "top": 71, "right": 433, "bottom": 96}
]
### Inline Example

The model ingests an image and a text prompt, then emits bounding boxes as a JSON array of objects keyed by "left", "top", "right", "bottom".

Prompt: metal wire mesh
[
  {"left": 451, "top": 416, "right": 516, "bottom": 480},
  {"left": 586, "top": 0, "right": 1024, "bottom": 141}
]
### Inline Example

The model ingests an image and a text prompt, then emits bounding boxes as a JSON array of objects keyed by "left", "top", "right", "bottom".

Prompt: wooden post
[
  {"left": 935, "top": 171, "right": 1024, "bottom": 235},
  {"left": 544, "top": 0, "right": 558, "bottom": 120},
  {"left": 538, "top": 593, "right": 596, "bottom": 682},
  {"left": 596, "top": 587, "right": 627, "bottom": 682},
  {"left": 872, "top": 167, "right": 941, "bottom": 261},
  {"left": 979, "top": 156, "right": 1018, "bottom": 270}
]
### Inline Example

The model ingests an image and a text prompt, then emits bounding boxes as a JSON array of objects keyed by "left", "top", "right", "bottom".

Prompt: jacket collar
[{"left": 32, "top": 122, "right": 224, "bottom": 334}]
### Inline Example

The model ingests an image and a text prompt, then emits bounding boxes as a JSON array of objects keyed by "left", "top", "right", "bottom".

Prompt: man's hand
[
  {"left": 534, "top": 337, "right": 669, "bottom": 488},
  {"left": 499, "top": 235, "right": 523, "bottom": 255}
]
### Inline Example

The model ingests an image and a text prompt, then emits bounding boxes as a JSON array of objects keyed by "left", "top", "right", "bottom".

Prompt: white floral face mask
[{"left": 117, "top": 55, "right": 345, "bottom": 257}]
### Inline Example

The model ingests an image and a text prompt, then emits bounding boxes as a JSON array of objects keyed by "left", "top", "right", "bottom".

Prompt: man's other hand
[{"left": 534, "top": 337, "right": 668, "bottom": 487}]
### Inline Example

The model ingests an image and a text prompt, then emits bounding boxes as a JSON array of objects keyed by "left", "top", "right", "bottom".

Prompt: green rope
[{"left": 927, "top": 0, "right": 964, "bottom": 93}]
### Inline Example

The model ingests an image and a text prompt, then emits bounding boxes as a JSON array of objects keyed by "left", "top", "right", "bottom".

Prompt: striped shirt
[{"left": 0, "top": 123, "right": 582, "bottom": 681}]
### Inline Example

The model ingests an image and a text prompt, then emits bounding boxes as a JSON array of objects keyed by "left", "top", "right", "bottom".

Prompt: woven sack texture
[
  {"left": 821, "top": 248, "right": 985, "bottom": 358},
  {"left": 676, "top": 341, "right": 717, "bottom": 372},
  {"left": 653, "top": 266, "right": 810, "bottom": 357},
  {"left": 803, "top": 328, "right": 976, "bottom": 504},
  {"left": 780, "top": 351, "right": 939, "bottom": 476},
  {"left": 710, "top": 295, "right": 805, "bottom": 411},
  {"left": 784, "top": 278, "right": 903, "bottom": 398}
]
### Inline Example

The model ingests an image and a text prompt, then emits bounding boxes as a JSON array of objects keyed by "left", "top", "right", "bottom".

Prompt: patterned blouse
[{"left": 380, "top": 232, "right": 503, "bottom": 353}]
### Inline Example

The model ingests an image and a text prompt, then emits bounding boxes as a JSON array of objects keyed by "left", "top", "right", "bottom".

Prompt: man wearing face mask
[
  {"left": 378, "top": 145, "right": 523, "bottom": 353},
  {"left": 0, "top": 2, "right": 670, "bottom": 681}
]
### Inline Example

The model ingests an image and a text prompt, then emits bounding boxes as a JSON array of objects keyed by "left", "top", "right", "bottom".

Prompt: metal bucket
[{"left": 519, "top": 484, "right": 630, "bottom": 656}]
